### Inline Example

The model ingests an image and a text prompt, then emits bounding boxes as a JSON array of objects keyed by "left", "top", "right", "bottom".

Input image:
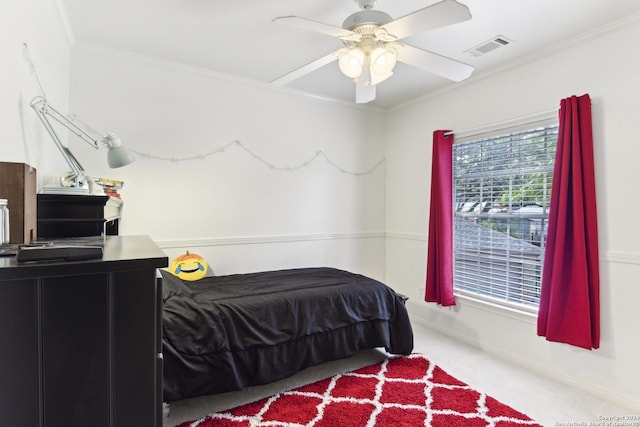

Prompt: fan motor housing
[{"left": 342, "top": 10, "right": 392, "bottom": 31}]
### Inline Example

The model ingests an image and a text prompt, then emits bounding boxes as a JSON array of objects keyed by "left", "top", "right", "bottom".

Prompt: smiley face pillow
[{"left": 168, "top": 250, "right": 209, "bottom": 281}]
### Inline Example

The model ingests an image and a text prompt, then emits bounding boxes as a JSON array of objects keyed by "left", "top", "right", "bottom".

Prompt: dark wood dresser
[{"left": 0, "top": 235, "right": 168, "bottom": 427}]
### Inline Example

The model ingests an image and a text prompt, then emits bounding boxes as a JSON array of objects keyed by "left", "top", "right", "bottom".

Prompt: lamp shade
[
  {"left": 338, "top": 48, "right": 365, "bottom": 78},
  {"left": 103, "top": 133, "right": 136, "bottom": 168},
  {"left": 107, "top": 145, "right": 136, "bottom": 168},
  {"left": 370, "top": 46, "right": 397, "bottom": 85}
]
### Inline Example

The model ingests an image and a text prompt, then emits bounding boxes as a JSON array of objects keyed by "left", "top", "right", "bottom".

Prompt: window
[{"left": 452, "top": 122, "right": 558, "bottom": 311}]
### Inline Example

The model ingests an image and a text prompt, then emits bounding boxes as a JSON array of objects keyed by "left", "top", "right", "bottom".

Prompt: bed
[{"left": 160, "top": 267, "right": 413, "bottom": 402}]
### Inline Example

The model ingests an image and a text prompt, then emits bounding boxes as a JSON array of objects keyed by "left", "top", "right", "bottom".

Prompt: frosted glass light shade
[
  {"left": 370, "top": 46, "right": 397, "bottom": 85},
  {"left": 338, "top": 48, "right": 365, "bottom": 78}
]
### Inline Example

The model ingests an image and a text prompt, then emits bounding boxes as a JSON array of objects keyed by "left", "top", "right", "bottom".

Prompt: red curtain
[
  {"left": 537, "top": 94, "right": 600, "bottom": 350},
  {"left": 425, "top": 130, "right": 455, "bottom": 306}
]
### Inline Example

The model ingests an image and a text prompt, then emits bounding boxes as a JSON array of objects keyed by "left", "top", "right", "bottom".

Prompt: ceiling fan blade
[
  {"left": 271, "top": 50, "right": 340, "bottom": 86},
  {"left": 379, "top": 0, "right": 471, "bottom": 41},
  {"left": 398, "top": 44, "right": 473, "bottom": 82},
  {"left": 273, "top": 16, "right": 360, "bottom": 41}
]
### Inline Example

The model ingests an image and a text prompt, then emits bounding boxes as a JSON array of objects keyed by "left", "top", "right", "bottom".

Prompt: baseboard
[{"left": 407, "top": 303, "right": 640, "bottom": 413}]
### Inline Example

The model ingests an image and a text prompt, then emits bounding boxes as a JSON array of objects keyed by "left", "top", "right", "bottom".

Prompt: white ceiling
[{"left": 61, "top": 0, "right": 640, "bottom": 109}]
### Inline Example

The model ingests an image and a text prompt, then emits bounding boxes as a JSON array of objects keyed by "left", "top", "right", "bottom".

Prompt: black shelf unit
[
  {"left": 0, "top": 235, "right": 168, "bottom": 427},
  {"left": 37, "top": 194, "right": 116, "bottom": 238}
]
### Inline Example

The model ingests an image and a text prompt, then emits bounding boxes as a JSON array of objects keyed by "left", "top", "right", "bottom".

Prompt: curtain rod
[{"left": 444, "top": 108, "right": 559, "bottom": 140}]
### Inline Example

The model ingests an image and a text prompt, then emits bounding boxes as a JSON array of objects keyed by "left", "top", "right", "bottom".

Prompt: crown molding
[{"left": 390, "top": 11, "right": 640, "bottom": 113}]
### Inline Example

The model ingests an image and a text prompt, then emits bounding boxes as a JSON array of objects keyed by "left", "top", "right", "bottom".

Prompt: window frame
[{"left": 451, "top": 119, "right": 559, "bottom": 314}]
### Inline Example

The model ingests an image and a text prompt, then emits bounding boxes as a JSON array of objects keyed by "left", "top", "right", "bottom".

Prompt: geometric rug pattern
[{"left": 176, "top": 353, "right": 543, "bottom": 427}]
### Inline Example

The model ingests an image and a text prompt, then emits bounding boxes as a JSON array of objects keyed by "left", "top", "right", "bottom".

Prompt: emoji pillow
[{"left": 168, "top": 251, "right": 209, "bottom": 281}]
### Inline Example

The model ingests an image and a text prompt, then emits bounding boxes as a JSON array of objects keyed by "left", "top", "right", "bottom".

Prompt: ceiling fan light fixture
[
  {"left": 273, "top": 0, "right": 475, "bottom": 104},
  {"left": 370, "top": 46, "right": 397, "bottom": 75},
  {"left": 338, "top": 48, "right": 365, "bottom": 78}
]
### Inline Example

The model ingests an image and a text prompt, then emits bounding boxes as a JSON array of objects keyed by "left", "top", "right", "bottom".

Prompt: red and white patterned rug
[{"left": 176, "top": 353, "right": 542, "bottom": 427}]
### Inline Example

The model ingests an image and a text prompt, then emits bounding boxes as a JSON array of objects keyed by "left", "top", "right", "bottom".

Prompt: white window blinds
[{"left": 453, "top": 122, "right": 558, "bottom": 311}]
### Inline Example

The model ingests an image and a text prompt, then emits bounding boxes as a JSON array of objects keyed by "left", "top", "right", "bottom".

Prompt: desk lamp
[{"left": 30, "top": 96, "right": 135, "bottom": 194}]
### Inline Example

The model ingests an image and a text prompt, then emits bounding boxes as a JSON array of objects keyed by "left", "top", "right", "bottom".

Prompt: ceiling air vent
[{"left": 466, "top": 36, "right": 512, "bottom": 57}]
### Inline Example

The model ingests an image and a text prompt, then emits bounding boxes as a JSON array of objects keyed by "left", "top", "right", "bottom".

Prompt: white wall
[
  {"left": 69, "top": 46, "right": 388, "bottom": 278},
  {"left": 0, "top": 0, "right": 73, "bottom": 187},
  {"left": 384, "top": 15, "right": 640, "bottom": 410}
]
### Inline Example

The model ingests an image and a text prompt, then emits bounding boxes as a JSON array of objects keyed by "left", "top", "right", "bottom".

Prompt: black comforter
[{"left": 161, "top": 267, "right": 413, "bottom": 401}]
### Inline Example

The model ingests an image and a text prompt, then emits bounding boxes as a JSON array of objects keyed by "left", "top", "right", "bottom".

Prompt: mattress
[{"left": 161, "top": 267, "right": 413, "bottom": 401}]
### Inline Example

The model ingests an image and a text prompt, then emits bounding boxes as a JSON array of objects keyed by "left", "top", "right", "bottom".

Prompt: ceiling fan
[{"left": 271, "top": 0, "right": 474, "bottom": 104}]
